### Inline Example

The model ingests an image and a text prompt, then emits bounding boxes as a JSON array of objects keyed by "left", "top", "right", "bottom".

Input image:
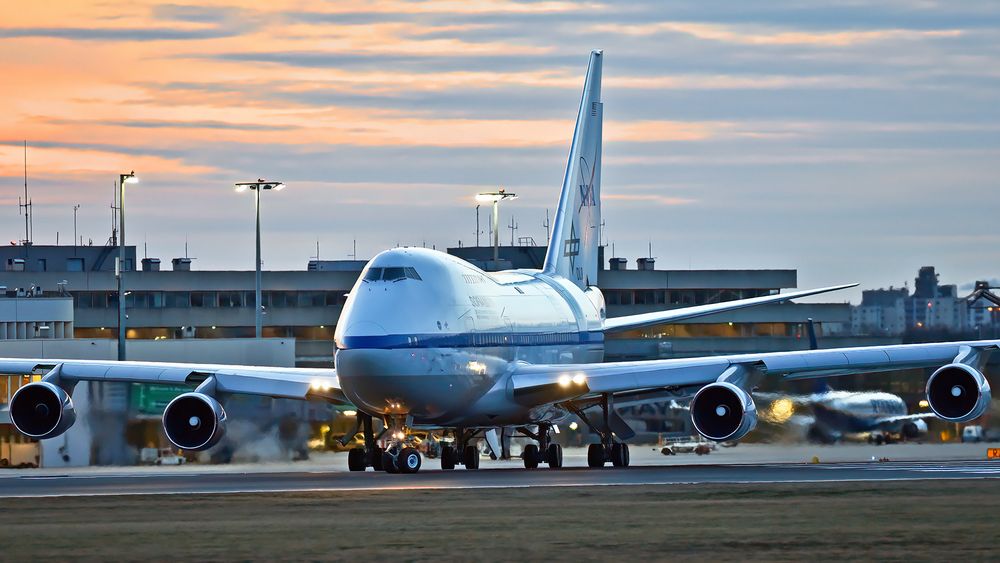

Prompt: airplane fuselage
[
  {"left": 812, "top": 391, "right": 909, "bottom": 434},
  {"left": 334, "top": 247, "right": 604, "bottom": 427}
]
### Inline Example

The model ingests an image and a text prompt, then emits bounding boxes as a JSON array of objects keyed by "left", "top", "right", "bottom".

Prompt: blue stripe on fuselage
[{"left": 337, "top": 331, "right": 604, "bottom": 350}]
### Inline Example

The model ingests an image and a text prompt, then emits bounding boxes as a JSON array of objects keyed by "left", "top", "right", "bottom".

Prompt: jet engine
[
  {"left": 925, "top": 364, "right": 991, "bottom": 423},
  {"left": 690, "top": 381, "right": 758, "bottom": 441},
  {"left": 902, "top": 418, "right": 929, "bottom": 440},
  {"left": 162, "top": 392, "right": 227, "bottom": 451},
  {"left": 9, "top": 381, "right": 77, "bottom": 440}
]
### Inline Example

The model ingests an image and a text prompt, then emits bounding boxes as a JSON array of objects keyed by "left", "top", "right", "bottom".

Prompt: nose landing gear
[{"left": 376, "top": 415, "right": 425, "bottom": 474}]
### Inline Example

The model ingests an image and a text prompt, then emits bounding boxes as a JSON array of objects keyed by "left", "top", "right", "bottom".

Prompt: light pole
[
  {"left": 235, "top": 179, "right": 285, "bottom": 339},
  {"left": 117, "top": 171, "right": 138, "bottom": 361},
  {"left": 475, "top": 189, "right": 517, "bottom": 265}
]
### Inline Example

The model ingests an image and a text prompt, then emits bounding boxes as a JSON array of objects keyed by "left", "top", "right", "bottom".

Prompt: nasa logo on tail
[{"left": 578, "top": 155, "right": 597, "bottom": 211}]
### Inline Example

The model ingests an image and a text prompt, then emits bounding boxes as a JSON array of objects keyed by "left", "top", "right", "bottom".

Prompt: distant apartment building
[
  {"left": 852, "top": 266, "right": 985, "bottom": 337},
  {"left": 852, "top": 287, "right": 907, "bottom": 336}
]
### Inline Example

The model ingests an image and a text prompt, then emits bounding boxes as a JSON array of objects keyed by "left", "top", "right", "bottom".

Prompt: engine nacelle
[
  {"left": 925, "top": 364, "right": 991, "bottom": 423},
  {"left": 902, "top": 418, "right": 929, "bottom": 439},
  {"left": 690, "top": 381, "right": 758, "bottom": 442},
  {"left": 9, "top": 381, "right": 76, "bottom": 439},
  {"left": 162, "top": 392, "right": 227, "bottom": 451}
]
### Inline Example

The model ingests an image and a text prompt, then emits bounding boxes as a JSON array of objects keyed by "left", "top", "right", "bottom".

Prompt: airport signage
[{"left": 131, "top": 383, "right": 188, "bottom": 416}]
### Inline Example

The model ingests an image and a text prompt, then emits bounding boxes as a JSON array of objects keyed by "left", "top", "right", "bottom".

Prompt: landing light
[
  {"left": 569, "top": 422, "right": 579, "bottom": 431},
  {"left": 343, "top": 410, "right": 357, "bottom": 417},
  {"left": 918, "top": 399, "right": 930, "bottom": 409},
  {"left": 572, "top": 373, "right": 587, "bottom": 385},
  {"left": 310, "top": 379, "right": 334, "bottom": 391},
  {"left": 558, "top": 375, "right": 571, "bottom": 388}
]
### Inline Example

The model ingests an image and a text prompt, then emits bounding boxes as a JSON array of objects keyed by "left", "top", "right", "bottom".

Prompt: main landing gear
[
  {"left": 516, "top": 423, "right": 563, "bottom": 469},
  {"left": 440, "top": 428, "right": 480, "bottom": 471},
  {"left": 347, "top": 412, "right": 386, "bottom": 472},
  {"left": 572, "top": 394, "right": 630, "bottom": 469}
]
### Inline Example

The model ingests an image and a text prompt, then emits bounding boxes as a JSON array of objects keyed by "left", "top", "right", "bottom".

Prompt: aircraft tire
[
  {"left": 382, "top": 451, "right": 400, "bottom": 474},
  {"left": 546, "top": 444, "right": 563, "bottom": 468},
  {"left": 441, "top": 446, "right": 456, "bottom": 470},
  {"left": 587, "top": 443, "right": 605, "bottom": 468},
  {"left": 347, "top": 447, "right": 366, "bottom": 471},
  {"left": 399, "top": 447, "right": 422, "bottom": 474},
  {"left": 371, "top": 447, "right": 384, "bottom": 471},
  {"left": 523, "top": 444, "right": 539, "bottom": 469},
  {"left": 463, "top": 445, "right": 480, "bottom": 469},
  {"left": 611, "top": 443, "right": 630, "bottom": 468}
]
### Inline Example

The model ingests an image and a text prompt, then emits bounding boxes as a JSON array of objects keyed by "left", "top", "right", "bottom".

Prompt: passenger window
[{"left": 363, "top": 268, "right": 383, "bottom": 282}]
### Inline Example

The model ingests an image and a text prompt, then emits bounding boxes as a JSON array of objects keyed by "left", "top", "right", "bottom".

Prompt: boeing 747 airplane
[{"left": 2, "top": 50, "right": 994, "bottom": 473}]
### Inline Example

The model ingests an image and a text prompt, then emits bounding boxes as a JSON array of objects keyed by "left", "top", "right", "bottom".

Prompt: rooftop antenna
[
  {"left": 543, "top": 209, "right": 550, "bottom": 242},
  {"left": 508, "top": 215, "right": 518, "bottom": 246},
  {"left": 475, "top": 205, "right": 481, "bottom": 247},
  {"left": 73, "top": 204, "right": 81, "bottom": 249},
  {"left": 600, "top": 219, "right": 607, "bottom": 247},
  {"left": 18, "top": 140, "right": 32, "bottom": 246},
  {"left": 648, "top": 240, "right": 653, "bottom": 259},
  {"left": 348, "top": 239, "right": 357, "bottom": 259},
  {"left": 144, "top": 237, "right": 148, "bottom": 259},
  {"left": 311, "top": 239, "right": 320, "bottom": 261}
]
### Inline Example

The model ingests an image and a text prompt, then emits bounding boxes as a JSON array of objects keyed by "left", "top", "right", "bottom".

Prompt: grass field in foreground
[{"left": 2, "top": 480, "right": 998, "bottom": 561}]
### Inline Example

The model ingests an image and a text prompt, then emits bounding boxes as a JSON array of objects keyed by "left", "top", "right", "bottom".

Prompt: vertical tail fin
[{"left": 542, "top": 49, "right": 603, "bottom": 289}]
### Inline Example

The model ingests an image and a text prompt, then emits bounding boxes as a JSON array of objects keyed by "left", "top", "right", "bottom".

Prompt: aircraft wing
[
  {"left": 873, "top": 413, "right": 937, "bottom": 426},
  {"left": 602, "top": 283, "right": 857, "bottom": 332},
  {"left": 0, "top": 358, "right": 346, "bottom": 403},
  {"left": 509, "top": 340, "right": 999, "bottom": 406}
]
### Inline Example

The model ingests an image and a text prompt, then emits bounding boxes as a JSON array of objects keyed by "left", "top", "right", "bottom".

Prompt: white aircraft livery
[
  {"left": 2, "top": 50, "right": 995, "bottom": 473},
  {"left": 761, "top": 390, "right": 933, "bottom": 444}
]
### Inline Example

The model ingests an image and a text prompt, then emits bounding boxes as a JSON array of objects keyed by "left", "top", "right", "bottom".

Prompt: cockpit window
[
  {"left": 383, "top": 267, "right": 406, "bottom": 282},
  {"left": 363, "top": 266, "right": 421, "bottom": 282}
]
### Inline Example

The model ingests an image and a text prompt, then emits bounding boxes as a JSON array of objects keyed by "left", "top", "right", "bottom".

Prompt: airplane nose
[{"left": 343, "top": 321, "right": 387, "bottom": 336}]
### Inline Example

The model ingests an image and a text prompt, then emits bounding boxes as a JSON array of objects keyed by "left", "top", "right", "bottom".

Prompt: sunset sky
[{"left": 2, "top": 1, "right": 999, "bottom": 300}]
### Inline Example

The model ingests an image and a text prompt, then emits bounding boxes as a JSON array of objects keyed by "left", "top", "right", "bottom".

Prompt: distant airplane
[
  {"left": 2, "top": 50, "right": 994, "bottom": 473},
  {"left": 758, "top": 390, "right": 932, "bottom": 444}
]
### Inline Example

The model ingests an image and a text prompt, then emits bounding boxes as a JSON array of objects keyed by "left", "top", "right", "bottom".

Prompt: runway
[{"left": 2, "top": 458, "right": 998, "bottom": 498}]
